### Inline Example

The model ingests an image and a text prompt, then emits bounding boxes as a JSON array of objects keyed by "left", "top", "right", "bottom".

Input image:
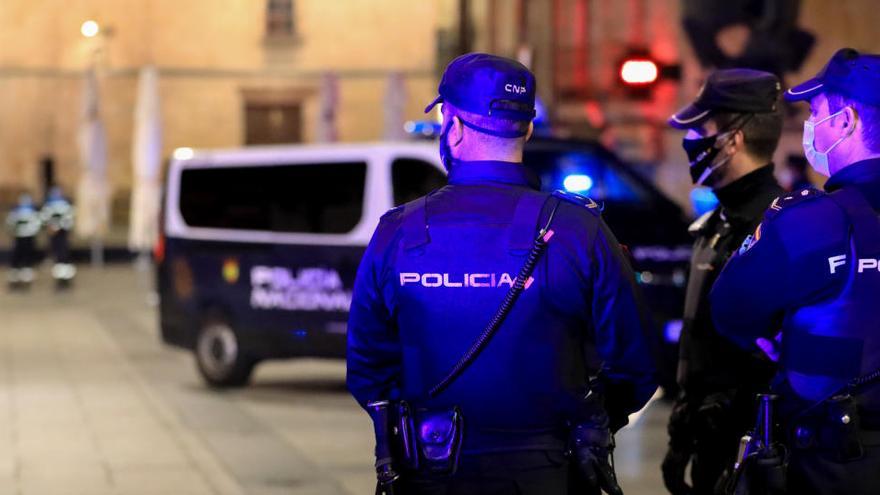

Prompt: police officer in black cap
[
  {"left": 711, "top": 48, "right": 880, "bottom": 495},
  {"left": 662, "top": 69, "right": 785, "bottom": 495},
  {"left": 347, "top": 53, "right": 658, "bottom": 494}
]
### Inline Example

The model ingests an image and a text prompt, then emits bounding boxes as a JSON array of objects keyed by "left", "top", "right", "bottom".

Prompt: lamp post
[{"left": 77, "top": 20, "right": 111, "bottom": 268}]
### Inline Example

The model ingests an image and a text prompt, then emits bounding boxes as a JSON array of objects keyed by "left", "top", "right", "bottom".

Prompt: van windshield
[{"left": 179, "top": 162, "right": 366, "bottom": 234}]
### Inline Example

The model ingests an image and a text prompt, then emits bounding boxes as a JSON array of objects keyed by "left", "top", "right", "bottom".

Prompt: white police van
[
  {"left": 157, "top": 143, "right": 446, "bottom": 387},
  {"left": 158, "top": 138, "right": 691, "bottom": 389}
]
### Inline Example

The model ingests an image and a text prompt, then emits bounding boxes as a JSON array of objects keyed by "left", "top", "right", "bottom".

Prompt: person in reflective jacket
[
  {"left": 347, "top": 52, "right": 658, "bottom": 495},
  {"left": 711, "top": 48, "right": 880, "bottom": 495},
  {"left": 41, "top": 187, "right": 76, "bottom": 286},
  {"left": 6, "top": 193, "right": 41, "bottom": 289}
]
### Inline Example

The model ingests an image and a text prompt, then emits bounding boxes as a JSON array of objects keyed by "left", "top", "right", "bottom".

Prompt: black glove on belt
[{"left": 570, "top": 423, "right": 624, "bottom": 495}]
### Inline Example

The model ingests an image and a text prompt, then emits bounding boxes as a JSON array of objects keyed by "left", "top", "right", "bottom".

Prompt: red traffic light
[{"left": 620, "top": 58, "right": 659, "bottom": 85}]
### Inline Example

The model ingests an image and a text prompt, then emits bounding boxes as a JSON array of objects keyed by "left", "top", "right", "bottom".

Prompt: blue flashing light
[
  {"left": 290, "top": 329, "right": 308, "bottom": 339},
  {"left": 403, "top": 120, "right": 441, "bottom": 139},
  {"left": 664, "top": 320, "right": 683, "bottom": 343},
  {"left": 691, "top": 186, "right": 719, "bottom": 217},
  {"left": 563, "top": 174, "right": 594, "bottom": 193}
]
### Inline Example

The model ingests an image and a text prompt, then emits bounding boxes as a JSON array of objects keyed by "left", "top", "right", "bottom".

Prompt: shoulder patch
[
  {"left": 764, "top": 187, "right": 825, "bottom": 221},
  {"left": 379, "top": 204, "right": 404, "bottom": 221},
  {"left": 738, "top": 223, "right": 762, "bottom": 255},
  {"left": 552, "top": 190, "right": 602, "bottom": 215}
]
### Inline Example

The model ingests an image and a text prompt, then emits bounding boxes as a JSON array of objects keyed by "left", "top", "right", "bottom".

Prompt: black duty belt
[{"left": 462, "top": 429, "right": 567, "bottom": 454}]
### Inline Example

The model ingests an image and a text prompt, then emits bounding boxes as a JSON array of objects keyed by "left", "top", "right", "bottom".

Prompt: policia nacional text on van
[
  {"left": 711, "top": 48, "right": 880, "bottom": 494},
  {"left": 346, "top": 53, "right": 658, "bottom": 494}
]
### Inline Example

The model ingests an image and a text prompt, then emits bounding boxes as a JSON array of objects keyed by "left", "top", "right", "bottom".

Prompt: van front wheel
[{"left": 195, "top": 320, "right": 255, "bottom": 388}]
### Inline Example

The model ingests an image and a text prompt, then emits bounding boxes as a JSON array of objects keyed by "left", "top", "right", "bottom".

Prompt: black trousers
[
  {"left": 49, "top": 230, "right": 70, "bottom": 263},
  {"left": 786, "top": 443, "right": 880, "bottom": 495},
  {"left": 689, "top": 393, "right": 757, "bottom": 495},
  {"left": 399, "top": 450, "right": 586, "bottom": 495},
  {"left": 11, "top": 236, "right": 35, "bottom": 269}
]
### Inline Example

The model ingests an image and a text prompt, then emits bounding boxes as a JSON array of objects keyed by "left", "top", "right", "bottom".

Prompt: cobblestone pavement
[{"left": 0, "top": 265, "right": 670, "bottom": 494}]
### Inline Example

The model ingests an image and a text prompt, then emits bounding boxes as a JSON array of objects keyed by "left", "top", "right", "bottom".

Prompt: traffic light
[
  {"left": 620, "top": 58, "right": 660, "bottom": 86},
  {"left": 617, "top": 50, "right": 680, "bottom": 99}
]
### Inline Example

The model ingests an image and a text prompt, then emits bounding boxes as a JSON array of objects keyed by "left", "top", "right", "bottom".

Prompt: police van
[{"left": 158, "top": 139, "right": 690, "bottom": 387}]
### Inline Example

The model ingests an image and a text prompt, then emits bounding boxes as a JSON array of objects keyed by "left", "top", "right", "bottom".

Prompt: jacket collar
[
  {"left": 447, "top": 160, "right": 534, "bottom": 187},
  {"left": 825, "top": 158, "right": 880, "bottom": 192}
]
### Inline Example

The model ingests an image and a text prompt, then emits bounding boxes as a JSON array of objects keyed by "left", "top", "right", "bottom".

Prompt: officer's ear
[
  {"left": 726, "top": 128, "right": 745, "bottom": 157},
  {"left": 841, "top": 106, "right": 859, "bottom": 137},
  {"left": 524, "top": 121, "right": 534, "bottom": 142},
  {"left": 448, "top": 115, "right": 465, "bottom": 146}
]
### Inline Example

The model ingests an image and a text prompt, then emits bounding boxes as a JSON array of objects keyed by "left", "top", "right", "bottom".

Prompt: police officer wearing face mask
[
  {"left": 662, "top": 69, "right": 785, "bottom": 495},
  {"left": 711, "top": 48, "right": 880, "bottom": 494},
  {"left": 347, "top": 53, "right": 658, "bottom": 495}
]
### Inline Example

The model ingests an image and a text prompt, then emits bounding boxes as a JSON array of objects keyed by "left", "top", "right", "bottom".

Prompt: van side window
[
  {"left": 179, "top": 162, "right": 366, "bottom": 234},
  {"left": 391, "top": 158, "right": 446, "bottom": 206}
]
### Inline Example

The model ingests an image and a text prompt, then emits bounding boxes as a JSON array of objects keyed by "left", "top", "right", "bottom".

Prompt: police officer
[
  {"left": 711, "top": 48, "right": 880, "bottom": 494},
  {"left": 6, "top": 193, "right": 42, "bottom": 289},
  {"left": 41, "top": 186, "right": 76, "bottom": 287},
  {"left": 347, "top": 53, "right": 658, "bottom": 494},
  {"left": 661, "top": 69, "right": 785, "bottom": 495}
]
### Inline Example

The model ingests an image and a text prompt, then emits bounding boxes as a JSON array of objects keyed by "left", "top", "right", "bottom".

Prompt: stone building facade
[
  {"left": 0, "top": 0, "right": 445, "bottom": 216},
  {"left": 1, "top": 0, "right": 880, "bottom": 221}
]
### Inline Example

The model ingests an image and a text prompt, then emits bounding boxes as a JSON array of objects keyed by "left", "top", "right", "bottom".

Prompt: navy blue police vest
[
  {"left": 390, "top": 189, "right": 598, "bottom": 434},
  {"left": 784, "top": 187, "right": 880, "bottom": 406}
]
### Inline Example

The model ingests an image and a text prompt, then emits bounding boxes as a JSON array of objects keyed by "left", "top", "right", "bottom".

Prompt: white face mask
[{"left": 802, "top": 107, "right": 852, "bottom": 177}]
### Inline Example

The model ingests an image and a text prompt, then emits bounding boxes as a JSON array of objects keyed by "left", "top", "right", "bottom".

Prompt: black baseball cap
[
  {"left": 785, "top": 48, "right": 880, "bottom": 106},
  {"left": 669, "top": 69, "right": 781, "bottom": 129},
  {"left": 424, "top": 53, "right": 537, "bottom": 121}
]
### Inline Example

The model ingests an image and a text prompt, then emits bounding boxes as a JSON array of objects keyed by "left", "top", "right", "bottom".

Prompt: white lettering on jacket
[{"left": 399, "top": 272, "right": 522, "bottom": 289}]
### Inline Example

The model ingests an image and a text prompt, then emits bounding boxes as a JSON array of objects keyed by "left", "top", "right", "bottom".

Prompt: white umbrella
[
  {"left": 76, "top": 66, "right": 109, "bottom": 266},
  {"left": 316, "top": 72, "right": 339, "bottom": 142},
  {"left": 128, "top": 65, "right": 162, "bottom": 257},
  {"left": 383, "top": 71, "right": 407, "bottom": 141}
]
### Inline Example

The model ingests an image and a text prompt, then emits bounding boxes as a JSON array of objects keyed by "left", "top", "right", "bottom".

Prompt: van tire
[{"left": 195, "top": 318, "right": 255, "bottom": 388}]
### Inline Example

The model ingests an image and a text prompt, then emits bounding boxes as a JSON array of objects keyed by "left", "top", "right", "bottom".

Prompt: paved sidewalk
[
  {"left": 0, "top": 265, "right": 670, "bottom": 495},
  {"left": 0, "top": 269, "right": 244, "bottom": 495}
]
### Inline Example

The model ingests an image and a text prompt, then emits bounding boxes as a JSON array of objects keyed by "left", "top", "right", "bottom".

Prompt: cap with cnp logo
[
  {"left": 669, "top": 69, "right": 781, "bottom": 129},
  {"left": 424, "top": 53, "right": 536, "bottom": 122},
  {"left": 785, "top": 48, "right": 880, "bottom": 107}
]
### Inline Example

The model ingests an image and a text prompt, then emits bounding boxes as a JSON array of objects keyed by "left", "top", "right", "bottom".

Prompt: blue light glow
[
  {"left": 691, "top": 186, "right": 719, "bottom": 217},
  {"left": 664, "top": 320, "right": 683, "bottom": 343},
  {"left": 563, "top": 174, "right": 594, "bottom": 193}
]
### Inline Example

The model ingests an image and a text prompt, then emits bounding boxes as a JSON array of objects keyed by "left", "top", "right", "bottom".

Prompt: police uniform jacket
[
  {"left": 679, "top": 165, "right": 781, "bottom": 396},
  {"left": 346, "top": 160, "right": 658, "bottom": 452},
  {"left": 711, "top": 158, "right": 880, "bottom": 408}
]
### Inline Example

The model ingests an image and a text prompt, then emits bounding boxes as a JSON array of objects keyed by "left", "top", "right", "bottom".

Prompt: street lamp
[{"left": 81, "top": 20, "right": 100, "bottom": 38}]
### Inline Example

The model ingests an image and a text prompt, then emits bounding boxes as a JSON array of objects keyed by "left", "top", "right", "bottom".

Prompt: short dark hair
[
  {"left": 825, "top": 92, "right": 880, "bottom": 154},
  {"left": 446, "top": 103, "right": 531, "bottom": 138},
  {"left": 712, "top": 108, "right": 783, "bottom": 161}
]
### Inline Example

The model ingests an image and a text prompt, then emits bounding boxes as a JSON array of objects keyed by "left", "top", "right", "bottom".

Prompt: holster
[
  {"left": 394, "top": 401, "right": 464, "bottom": 477},
  {"left": 791, "top": 394, "right": 864, "bottom": 462}
]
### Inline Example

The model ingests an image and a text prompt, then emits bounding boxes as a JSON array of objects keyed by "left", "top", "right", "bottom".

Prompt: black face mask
[
  {"left": 683, "top": 115, "right": 753, "bottom": 186},
  {"left": 682, "top": 134, "right": 724, "bottom": 186}
]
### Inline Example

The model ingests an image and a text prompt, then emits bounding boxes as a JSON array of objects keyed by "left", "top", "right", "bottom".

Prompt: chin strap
[{"left": 457, "top": 116, "right": 529, "bottom": 139}]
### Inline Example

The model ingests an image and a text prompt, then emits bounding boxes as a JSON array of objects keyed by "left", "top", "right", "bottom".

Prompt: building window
[
  {"left": 266, "top": 0, "right": 295, "bottom": 38},
  {"left": 241, "top": 88, "right": 312, "bottom": 144},
  {"left": 245, "top": 103, "right": 303, "bottom": 145}
]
